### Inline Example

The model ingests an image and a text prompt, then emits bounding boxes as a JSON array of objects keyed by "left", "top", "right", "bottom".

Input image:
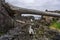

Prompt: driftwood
[
  {"left": 0, "top": 0, "right": 60, "bottom": 34},
  {"left": 10, "top": 6, "right": 60, "bottom": 17},
  {"left": 1, "top": 0, "right": 60, "bottom": 17},
  {"left": 16, "top": 20, "right": 25, "bottom": 23},
  {"left": 3, "top": 3, "right": 60, "bottom": 17}
]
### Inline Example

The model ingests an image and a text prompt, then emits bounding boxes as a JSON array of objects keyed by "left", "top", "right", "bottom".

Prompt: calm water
[{"left": 21, "top": 14, "right": 42, "bottom": 20}]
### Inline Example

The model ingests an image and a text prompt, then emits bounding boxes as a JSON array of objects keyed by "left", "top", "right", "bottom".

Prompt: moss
[
  {"left": 0, "top": 32, "right": 4, "bottom": 36},
  {"left": 53, "top": 22, "right": 60, "bottom": 29},
  {"left": 50, "top": 22, "right": 60, "bottom": 30}
]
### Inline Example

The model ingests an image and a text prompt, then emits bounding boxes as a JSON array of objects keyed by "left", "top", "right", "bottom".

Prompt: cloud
[
  {"left": 42, "top": 0, "right": 60, "bottom": 10},
  {"left": 5, "top": 0, "right": 60, "bottom": 11}
]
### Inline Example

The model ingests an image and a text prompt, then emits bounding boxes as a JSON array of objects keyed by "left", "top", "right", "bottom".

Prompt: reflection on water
[{"left": 21, "top": 14, "right": 42, "bottom": 20}]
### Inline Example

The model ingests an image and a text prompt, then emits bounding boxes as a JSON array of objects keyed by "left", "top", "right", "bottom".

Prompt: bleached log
[{"left": 16, "top": 20, "right": 25, "bottom": 23}]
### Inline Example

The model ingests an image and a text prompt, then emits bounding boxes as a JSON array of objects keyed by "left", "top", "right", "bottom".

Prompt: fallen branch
[{"left": 16, "top": 20, "right": 25, "bottom": 23}]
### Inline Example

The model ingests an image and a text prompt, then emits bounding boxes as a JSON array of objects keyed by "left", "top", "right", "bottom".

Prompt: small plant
[{"left": 50, "top": 21, "right": 60, "bottom": 30}]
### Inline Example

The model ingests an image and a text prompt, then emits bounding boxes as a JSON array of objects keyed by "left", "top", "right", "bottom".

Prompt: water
[{"left": 21, "top": 14, "right": 42, "bottom": 20}]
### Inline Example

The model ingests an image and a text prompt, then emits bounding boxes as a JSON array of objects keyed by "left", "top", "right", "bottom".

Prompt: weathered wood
[
  {"left": 11, "top": 7, "right": 60, "bottom": 17},
  {"left": 6, "top": 3, "right": 60, "bottom": 17},
  {"left": 1, "top": 0, "right": 60, "bottom": 17},
  {"left": 1, "top": 0, "right": 15, "bottom": 17},
  {"left": 16, "top": 20, "right": 25, "bottom": 23}
]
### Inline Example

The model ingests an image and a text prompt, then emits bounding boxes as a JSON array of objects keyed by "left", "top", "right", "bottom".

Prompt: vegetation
[
  {"left": 50, "top": 22, "right": 60, "bottom": 29},
  {"left": 49, "top": 18, "right": 60, "bottom": 30}
]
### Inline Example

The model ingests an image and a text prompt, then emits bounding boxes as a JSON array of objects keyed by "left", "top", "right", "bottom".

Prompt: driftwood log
[
  {"left": 1, "top": 0, "right": 60, "bottom": 17},
  {"left": 3, "top": 2, "right": 60, "bottom": 17}
]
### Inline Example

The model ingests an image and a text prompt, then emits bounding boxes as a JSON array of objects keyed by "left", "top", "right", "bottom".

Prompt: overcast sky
[{"left": 5, "top": 0, "right": 60, "bottom": 11}]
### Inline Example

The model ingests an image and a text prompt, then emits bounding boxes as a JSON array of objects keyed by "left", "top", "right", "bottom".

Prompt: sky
[{"left": 5, "top": 0, "right": 60, "bottom": 11}]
